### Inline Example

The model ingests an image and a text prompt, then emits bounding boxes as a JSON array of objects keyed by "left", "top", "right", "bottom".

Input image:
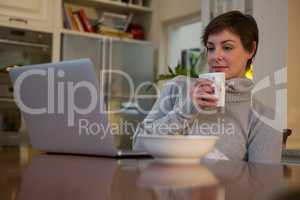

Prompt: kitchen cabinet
[
  {"left": 61, "top": 32, "right": 154, "bottom": 98},
  {"left": 0, "top": 27, "right": 52, "bottom": 146},
  {"left": 61, "top": 33, "right": 155, "bottom": 149},
  {"left": 61, "top": 33, "right": 103, "bottom": 76},
  {"left": 0, "top": 0, "right": 54, "bottom": 32}
]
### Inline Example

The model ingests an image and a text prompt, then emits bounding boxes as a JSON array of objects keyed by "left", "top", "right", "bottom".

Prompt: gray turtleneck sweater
[{"left": 133, "top": 76, "right": 282, "bottom": 163}]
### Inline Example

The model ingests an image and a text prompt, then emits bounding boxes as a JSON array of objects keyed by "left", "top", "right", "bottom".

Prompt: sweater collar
[{"left": 225, "top": 78, "right": 254, "bottom": 102}]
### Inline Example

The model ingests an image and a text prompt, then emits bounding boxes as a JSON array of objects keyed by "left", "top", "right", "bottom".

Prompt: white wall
[
  {"left": 158, "top": 0, "right": 201, "bottom": 22},
  {"left": 153, "top": 0, "right": 201, "bottom": 76},
  {"left": 168, "top": 21, "right": 203, "bottom": 68}
]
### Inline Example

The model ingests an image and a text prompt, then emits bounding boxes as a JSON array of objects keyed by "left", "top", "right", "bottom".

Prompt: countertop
[
  {"left": 1, "top": 146, "right": 300, "bottom": 200},
  {"left": 282, "top": 149, "right": 300, "bottom": 157}
]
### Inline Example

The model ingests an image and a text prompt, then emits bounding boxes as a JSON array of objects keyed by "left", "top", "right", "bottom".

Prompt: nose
[{"left": 212, "top": 48, "right": 223, "bottom": 62}]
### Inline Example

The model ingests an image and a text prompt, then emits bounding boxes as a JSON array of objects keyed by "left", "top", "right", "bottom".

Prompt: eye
[
  {"left": 207, "top": 46, "right": 215, "bottom": 52},
  {"left": 223, "top": 45, "right": 233, "bottom": 51}
]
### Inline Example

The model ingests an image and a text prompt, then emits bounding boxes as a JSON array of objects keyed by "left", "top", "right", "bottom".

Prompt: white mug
[{"left": 198, "top": 72, "right": 225, "bottom": 108}]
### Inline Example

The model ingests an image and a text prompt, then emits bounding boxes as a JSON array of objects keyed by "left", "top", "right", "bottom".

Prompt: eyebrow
[{"left": 207, "top": 40, "right": 236, "bottom": 45}]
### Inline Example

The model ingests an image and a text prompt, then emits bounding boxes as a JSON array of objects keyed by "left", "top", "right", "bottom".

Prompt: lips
[{"left": 212, "top": 66, "right": 228, "bottom": 72}]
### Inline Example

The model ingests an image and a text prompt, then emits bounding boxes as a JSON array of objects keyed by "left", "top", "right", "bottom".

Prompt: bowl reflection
[{"left": 138, "top": 162, "right": 219, "bottom": 189}]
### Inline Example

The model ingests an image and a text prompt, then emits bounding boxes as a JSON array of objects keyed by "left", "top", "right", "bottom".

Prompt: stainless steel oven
[{"left": 0, "top": 26, "right": 52, "bottom": 146}]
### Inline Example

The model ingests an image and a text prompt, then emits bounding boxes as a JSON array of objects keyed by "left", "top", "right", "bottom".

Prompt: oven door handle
[
  {"left": 0, "top": 38, "right": 50, "bottom": 49},
  {"left": 9, "top": 17, "right": 28, "bottom": 24}
]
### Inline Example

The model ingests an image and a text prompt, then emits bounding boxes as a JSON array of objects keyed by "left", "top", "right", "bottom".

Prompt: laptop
[{"left": 9, "top": 58, "right": 149, "bottom": 157}]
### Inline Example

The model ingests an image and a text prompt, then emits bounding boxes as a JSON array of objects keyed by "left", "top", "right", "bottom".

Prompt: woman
[{"left": 133, "top": 11, "right": 282, "bottom": 163}]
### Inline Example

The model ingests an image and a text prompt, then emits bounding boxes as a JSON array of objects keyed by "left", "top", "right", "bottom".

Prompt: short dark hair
[{"left": 202, "top": 10, "right": 259, "bottom": 70}]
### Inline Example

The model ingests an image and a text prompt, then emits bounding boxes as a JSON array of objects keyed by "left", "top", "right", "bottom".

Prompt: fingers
[
  {"left": 193, "top": 98, "right": 218, "bottom": 109},
  {"left": 195, "top": 78, "right": 215, "bottom": 94},
  {"left": 201, "top": 85, "right": 215, "bottom": 94},
  {"left": 195, "top": 78, "right": 213, "bottom": 86},
  {"left": 197, "top": 98, "right": 218, "bottom": 108},
  {"left": 194, "top": 94, "right": 218, "bottom": 108},
  {"left": 191, "top": 78, "right": 218, "bottom": 109}
]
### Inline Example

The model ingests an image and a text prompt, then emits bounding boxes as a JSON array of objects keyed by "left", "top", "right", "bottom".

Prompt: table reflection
[
  {"left": 0, "top": 148, "right": 299, "bottom": 200},
  {"left": 204, "top": 159, "right": 285, "bottom": 200},
  {"left": 17, "top": 154, "right": 119, "bottom": 200},
  {"left": 137, "top": 162, "right": 223, "bottom": 200},
  {"left": 135, "top": 159, "right": 287, "bottom": 200}
]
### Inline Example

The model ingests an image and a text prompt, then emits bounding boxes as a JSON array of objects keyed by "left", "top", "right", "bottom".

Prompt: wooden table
[{"left": 1, "top": 146, "right": 300, "bottom": 200}]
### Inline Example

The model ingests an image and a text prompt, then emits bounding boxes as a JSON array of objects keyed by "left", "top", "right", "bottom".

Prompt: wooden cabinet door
[{"left": 0, "top": 0, "right": 53, "bottom": 32}]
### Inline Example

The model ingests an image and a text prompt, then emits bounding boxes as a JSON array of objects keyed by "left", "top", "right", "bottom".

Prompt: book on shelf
[
  {"left": 62, "top": 6, "right": 136, "bottom": 38},
  {"left": 98, "top": 12, "right": 133, "bottom": 32},
  {"left": 97, "top": 26, "right": 133, "bottom": 39},
  {"left": 101, "top": 12, "right": 128, "bottom": 20},
  {"left": 73, "top": 12, "right": 85, "bottom": 32},
  {"left": 62, "top": 3, "right": 71, "bottom": 29},
  {"left": 73, "top": 9, "right": 94, "bottom": 33},
  {"left": 63, "top": 3, "right": 79, "bottom": 31},
  {"left": 123, "top": 13, "right": 133, "bottom": 32}
]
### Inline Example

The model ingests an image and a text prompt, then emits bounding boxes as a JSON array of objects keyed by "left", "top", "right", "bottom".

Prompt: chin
[
  {"left": 225, "top": 74, "right": 232, "bottom": 80},
  {"left": 225, "top": 73, "right": 246, "bottom": 80},
  {"left": 221, "top": 70, "right": 232, "bottom": 79}
]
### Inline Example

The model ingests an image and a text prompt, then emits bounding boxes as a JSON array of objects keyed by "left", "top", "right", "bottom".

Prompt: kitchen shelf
[
  {"left": 66, "top": 0, "right": 152, "bottom": 14},
  {"left": 0, "top": 131, "right": 20, "bottom": 136},
  {"left": 61, "top": 0, "right": 154, "bottom": 48},
  {"left": 0, "top": 98, "right": 15, "bottom": 103},
  {"left": 127, "top": 3, "right": 152, "bottom": 13},
  {"left": 61, "top": 29, "right": 151, "bottom": 45}
]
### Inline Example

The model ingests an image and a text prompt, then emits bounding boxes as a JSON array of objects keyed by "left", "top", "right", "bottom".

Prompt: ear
[{"left": 249, "top": 41, "right": 257, "bottom": 58}]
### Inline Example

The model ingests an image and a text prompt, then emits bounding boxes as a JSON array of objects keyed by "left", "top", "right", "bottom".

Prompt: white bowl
[{"left": 139, "top": 135, "right": 218, "bottom": 163}]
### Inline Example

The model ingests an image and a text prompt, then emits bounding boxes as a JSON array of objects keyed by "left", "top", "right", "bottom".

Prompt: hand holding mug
[
  {"left": 191, "top": 72, "right": 225, "bottom": 111},
  {"left": 191, "top": 78, "right": 218, "bottom": 110}
]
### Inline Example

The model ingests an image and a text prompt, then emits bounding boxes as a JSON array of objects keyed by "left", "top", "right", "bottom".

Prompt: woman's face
[{"left": 206, "top": 29, "right": 255, "bottom": 79}]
